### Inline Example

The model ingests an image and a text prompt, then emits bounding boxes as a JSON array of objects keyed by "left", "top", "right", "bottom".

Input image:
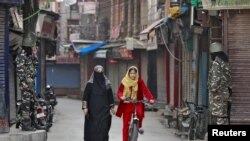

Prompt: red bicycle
[{"left": 125, "top": 99, "right": 152, "bottom": 141}]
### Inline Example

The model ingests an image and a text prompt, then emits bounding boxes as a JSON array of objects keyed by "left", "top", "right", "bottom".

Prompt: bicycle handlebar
[{"left": 124, "top": 98, "right": 150, "bottom": 104}]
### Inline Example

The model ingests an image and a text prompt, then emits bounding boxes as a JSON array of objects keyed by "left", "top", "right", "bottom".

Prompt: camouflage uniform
[
  {"left": 16, "top": 49, "right": 38, "bottom": 130},
  {"left": 207, "top": 57, "right": 232, "bottom": 125}
]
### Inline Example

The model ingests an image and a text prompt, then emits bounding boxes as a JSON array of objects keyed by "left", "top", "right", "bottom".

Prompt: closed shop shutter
[
  {"left": 0, "top": 8, "right": 5, "bottom": 87},
  {"left": 157, "top": 47, "right": 166, "bottom": 104},
  {"left": 0, "top": 6, "right": 9, "bottom": 133},
  {"left": 227, "top": 10, "right": 250, "bottom": 124},
  {"left": 46, "top": 64, "right": 80, "bottom": 88},
  {"left": 183, "top": 50, "right": 192, "bottom": 102}
]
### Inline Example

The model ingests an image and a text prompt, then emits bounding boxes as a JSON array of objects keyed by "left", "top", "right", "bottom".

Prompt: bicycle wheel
[
  {"left": 197, "top": 110, "right": 208, "bottom": 139},
  {"left": 188, "top": 117, "right": 196, "bottom": 140},
  {"left": 129, "top": 122, "right": 139, "bottom": 141}
]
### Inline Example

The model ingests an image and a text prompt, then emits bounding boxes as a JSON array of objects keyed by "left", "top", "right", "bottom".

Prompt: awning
[
  {"left": 72, "top": 41, "right": 108, "bottom": 55},
  {"left": 140, "top": 18, "right": 164, "bottom": 39},
  {"left": 101, "top": 42, "right": 124, "bottom": 49},
  {"left": 125, "top": 37, "right": 146, "bottom": 50}
]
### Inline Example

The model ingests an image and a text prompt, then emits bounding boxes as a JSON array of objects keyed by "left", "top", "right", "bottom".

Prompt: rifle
[{"left": 228, "top": 87, "right": 232, "bottom": 125}]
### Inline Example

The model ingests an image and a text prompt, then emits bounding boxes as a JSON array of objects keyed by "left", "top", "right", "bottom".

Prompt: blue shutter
[
  {"left": 0, "top": 0, "right": 21, "bottom": 5},
  {"left": 0, "top": 6, "right": 9, "bottom": 133}
]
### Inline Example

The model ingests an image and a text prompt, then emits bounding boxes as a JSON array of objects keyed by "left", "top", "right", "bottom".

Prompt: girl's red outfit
[{"left": 116, "top": 79, "right": 154, "bottom": 141}]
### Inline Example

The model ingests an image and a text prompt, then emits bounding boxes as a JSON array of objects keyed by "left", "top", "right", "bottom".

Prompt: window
[{"left": 70, "top": 2, "right": 79, "bottom": 12}]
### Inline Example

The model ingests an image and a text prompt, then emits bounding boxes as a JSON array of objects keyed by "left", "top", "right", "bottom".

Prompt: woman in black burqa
[{"left": 82, "top": 65, "right": 115, "bottom": 141}]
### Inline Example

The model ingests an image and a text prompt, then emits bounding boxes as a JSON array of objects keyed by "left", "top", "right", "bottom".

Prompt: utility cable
[
  {"left": 18, "top": 9, "right": 41, "bottom": 23},
  {"left": 159, "top": 24, "right": 183, "bottom": 62},
  {"left": 17, "top": 0, "right": 53, "bottom": 23}
]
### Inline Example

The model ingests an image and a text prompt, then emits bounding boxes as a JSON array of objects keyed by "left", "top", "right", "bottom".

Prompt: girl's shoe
[{"left": 138, "top": 128, "right": 144, "bottom": 134}]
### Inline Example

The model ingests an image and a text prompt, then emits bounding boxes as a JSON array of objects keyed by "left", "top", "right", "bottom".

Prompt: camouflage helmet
[{"left": 209, "top": 42, "right": 223, "bottom": 53}]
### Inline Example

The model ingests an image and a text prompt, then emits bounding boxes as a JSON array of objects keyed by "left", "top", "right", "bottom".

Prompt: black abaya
[{"left": 82, "top": 71, "right": 114, "bottom": 141}]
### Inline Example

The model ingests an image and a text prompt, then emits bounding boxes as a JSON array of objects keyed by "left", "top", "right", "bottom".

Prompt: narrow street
[{"left": 47, "top": 97, "right": 184, "bottom": 141}]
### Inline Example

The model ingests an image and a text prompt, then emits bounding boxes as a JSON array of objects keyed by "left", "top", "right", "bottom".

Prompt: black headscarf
[
  {"left": 87, "top": 65, "right": 111, "bottom": 89},
  {"left": 211, "top": 51, "right": 229, "bottom": 62}
]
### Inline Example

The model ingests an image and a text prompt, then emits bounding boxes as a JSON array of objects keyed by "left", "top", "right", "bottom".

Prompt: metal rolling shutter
[
  {"left": 227, "top": 10, "right": 250, "bottom": 124},
  {"left": 0, "top": 6, "right": 9, "bottom": 133},
  {"left": 0, "top": 8, "right": 5, "bottom": 87}
]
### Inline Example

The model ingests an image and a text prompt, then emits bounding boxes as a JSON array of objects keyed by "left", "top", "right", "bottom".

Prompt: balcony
[{"left": 202, "top": 0, "right": 250, "bottom": 10}]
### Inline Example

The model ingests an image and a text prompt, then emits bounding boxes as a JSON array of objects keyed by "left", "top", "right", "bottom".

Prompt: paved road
[{"left": 47, "top": 97, "right": 184, "bottom": 141}]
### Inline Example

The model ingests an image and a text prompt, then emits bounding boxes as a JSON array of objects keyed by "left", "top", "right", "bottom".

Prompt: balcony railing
[{"left": 202, "top": 0, "right": 250, "bottom": 10}]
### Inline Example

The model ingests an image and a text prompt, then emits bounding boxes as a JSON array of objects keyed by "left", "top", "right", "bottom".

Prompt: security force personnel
[{"left": 207, "top": 42, "right": 232, "bottom": 125}]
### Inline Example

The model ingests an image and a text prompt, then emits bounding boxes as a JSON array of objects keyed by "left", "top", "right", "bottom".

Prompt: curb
[{"left": 0, "top": 126, "right": 47, "bottom": 141}]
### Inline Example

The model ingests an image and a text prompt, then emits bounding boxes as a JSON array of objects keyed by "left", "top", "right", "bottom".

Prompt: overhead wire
[
  {"left": 159, "top": 24, "right": 183, "bottom": 62},
  {"left": 19, "top": 9, "right": 41, "bottom": 23},
  {"left": 16, "top": 0, "right": 60, "bottom": 23}
]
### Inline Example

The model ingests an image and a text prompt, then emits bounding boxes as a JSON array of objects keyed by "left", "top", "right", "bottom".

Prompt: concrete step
[{"left": 0, "top": 125, "right": 47, "bottom": 141}]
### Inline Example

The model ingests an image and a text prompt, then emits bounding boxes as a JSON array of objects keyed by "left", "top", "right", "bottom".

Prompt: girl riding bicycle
[{"left": 116, "top": 66, "right": 155, "bottom": 141}]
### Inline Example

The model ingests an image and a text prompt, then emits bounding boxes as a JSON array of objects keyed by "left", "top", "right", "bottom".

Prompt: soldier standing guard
[
  {"left": 15, "top": 47, "right": 38, "bottom": 131},
  {"left": 207, "top": 42, "right": 232, "bottom": 125}
]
